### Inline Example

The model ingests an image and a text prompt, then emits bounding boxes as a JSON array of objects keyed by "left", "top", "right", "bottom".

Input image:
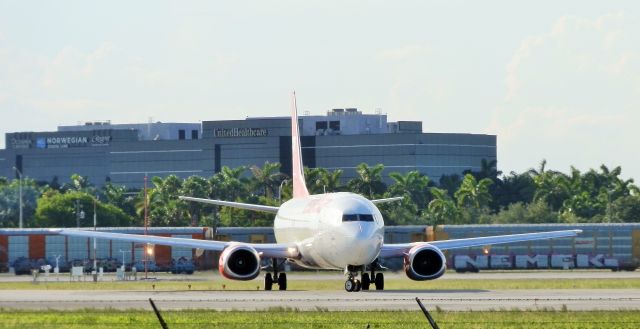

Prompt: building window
[
  {"left": 329, "top": 121, "right": 340, "bottom": 131},
  {"left": 191, "top": 130, "right": 198, "bottom": 140},
  {"left": 178, "top": 129, "right": 185, "bottom": 140},
  {"left": 315, "top": 121, "right": 328, "bottom": 130}
]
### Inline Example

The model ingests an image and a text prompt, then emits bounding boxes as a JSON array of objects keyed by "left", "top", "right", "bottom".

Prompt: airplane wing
[
  {"left": 370, "top": 196, "right": 404, "bottom": 205},
  {"left": 50, "top": 229, "right": 298, "bottom": 259},
  {"left": 179, "top": 196, "right": 279, "bottom": 214},
  {"left": 379, "top": 229, "right": 582, "bottom": 258}
]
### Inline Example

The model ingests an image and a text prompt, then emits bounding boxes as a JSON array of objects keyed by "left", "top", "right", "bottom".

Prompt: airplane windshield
[{"left": 342, "top": 214, "right": 374, "bottom": 222}]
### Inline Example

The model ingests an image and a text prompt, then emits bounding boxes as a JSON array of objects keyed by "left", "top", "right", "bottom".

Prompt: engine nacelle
[
  {"left": 218, "top": 244, "right": 261, "bottom": 280},
  {"left": 404, "top": 244, "right": 446, "bottom": 281}
]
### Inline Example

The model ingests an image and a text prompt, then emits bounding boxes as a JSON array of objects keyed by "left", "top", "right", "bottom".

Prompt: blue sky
[{"left": 1, "top": 1, "right": 638, "bottom": 180}]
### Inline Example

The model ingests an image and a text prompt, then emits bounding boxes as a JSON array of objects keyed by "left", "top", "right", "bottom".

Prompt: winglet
[{"left": 291, "top": 91, "right": 310, "bottom": 198}]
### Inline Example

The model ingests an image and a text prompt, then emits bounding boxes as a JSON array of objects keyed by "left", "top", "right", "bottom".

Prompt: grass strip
[{"left": 0, "top": 309, "right": 639, "bottom": 329}]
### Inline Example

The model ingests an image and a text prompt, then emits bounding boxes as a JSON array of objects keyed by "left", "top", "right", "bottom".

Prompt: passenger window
[
  {"left": 360, "top": 214, "right": 374, "bottom": 222},
  {"left": 342, "top": 214, "right": 358, "bottom": 222}
]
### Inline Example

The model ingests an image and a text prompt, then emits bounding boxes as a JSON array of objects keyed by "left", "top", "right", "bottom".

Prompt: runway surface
[{"left": 0, "top": 289, "right": 638, "bottom": 311}]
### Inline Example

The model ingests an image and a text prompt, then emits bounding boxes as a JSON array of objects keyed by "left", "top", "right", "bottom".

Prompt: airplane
[{"left": 52, "top": 92, "right": 582, "bottom": 292}]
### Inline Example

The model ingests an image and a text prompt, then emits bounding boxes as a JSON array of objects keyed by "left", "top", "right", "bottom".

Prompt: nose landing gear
[
  {"left": 344, "top": 261, "right": 385, "bottom": 292},
  {"left": 344, "top": 273, "right": 361, "bottom": 292}
]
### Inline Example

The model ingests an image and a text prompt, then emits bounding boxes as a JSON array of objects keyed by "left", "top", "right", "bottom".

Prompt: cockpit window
[
  {"left": 342, "top": 214, "right": 358, "bottom": 222},
  {"left": 342, "top": 214, "right": 375, "bottom": 222},
  {"left": 360, "top": 214, "right": 374, "bottom": 222}
]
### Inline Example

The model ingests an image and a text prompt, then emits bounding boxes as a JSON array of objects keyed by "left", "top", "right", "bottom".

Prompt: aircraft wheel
[
  {"left": 374, "top": 272, "right": 384, "bottom": 290},
  {"left": 277, "top": 273, "right": 287, "bottom": 291},
  {"left": 361, "top": 273, "right": 370, "bottom": 290},
  {"left": 264, "top": 273, "right": 273, "bottom": 291},
  {"left": 344, "top": 278, "right": 356, "bottom": 292},
  {"left": 354, "top": 279, "right": 361, "bottom": 292}
]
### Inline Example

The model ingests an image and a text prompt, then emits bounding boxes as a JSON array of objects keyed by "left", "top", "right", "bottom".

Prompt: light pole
[
  {"left": 119, "top": 249, "right": 131, "bottom": 271},
  {"left": 93, "top": 196, "right": 98, "bottom": 273},
  {"left": 12, "top": 167, "right": 23, "bottom": 229},
  {"left": 278, "top": 179, "right": 289, "bottom": 205}
]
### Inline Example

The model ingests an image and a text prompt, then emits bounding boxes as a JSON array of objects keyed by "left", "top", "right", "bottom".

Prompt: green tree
[
  {"left": 317, "top": 168, "right": 343, "bottom": 193},
  {"left": 249, "top": 162, "right": 285, "bottom": 199},
  {"left": 139, "top": 175, "right": 190, "bottom": 227},
  {"left": 388, "top": 171, "right": 430, "bottom": 208},
  {"left": 102, "top": 182, "right": 136, "bottom": 218},
  {"left": 530, "top": 160, "right": 570, "bottom": 211},
  {"left": 493, "top": 171, "right": 536, "bottom": 209},
  {"left": 0, "top": 178, "right": 40, "bottom": 228},
  {"left": 608, "top": 195, "right": 640, "bottom": 223},
  {"left": 347, "top": 163, "right": 386, "bottom": 199},
  {"left": 212, "top": 166, "right": 248, "bottom": 201},
  {"left": 304, "top": 167, "right": 324, "bottom": 194},
  {"left": 379, "top": 197, "right": 420, "bottom": 225},
  {"left": 426, "top": 187, "right": 459, "bottom": 225},
  {"left": 454, "top": 174, "right": 493, "bottom": 209},
  {"left": 219, "top": 195, "right": 278, "bottom": 227},
  {"left": 438, "top": 174, "right": 461, "bottom": 197},
  {"left": 35, "top": 191, "right": 131, "bottom": 227},
  {"left": 303, "top": 167, "right": 344, "bottom": 194},
  {"left": 180, "top": 176, "right": 210, "bottom": 226},
  {"left": 484, "top": 200, "right": 559, "bottom": 224}
]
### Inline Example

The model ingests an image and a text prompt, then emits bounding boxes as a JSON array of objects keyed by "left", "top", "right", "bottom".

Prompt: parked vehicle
[
  {"left": 170, "top": 257, "right": 194, "bottom": 274},
  {"left": 134, "top": 260, "right": 158, "bottom": 272},
  {"left": 12, "top": 257, "right": 34, "bottom": 275}
]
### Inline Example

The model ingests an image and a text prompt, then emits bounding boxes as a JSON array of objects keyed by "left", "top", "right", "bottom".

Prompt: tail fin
[{"left": 291, "top": 91, "right": 310, "bottom": 198}]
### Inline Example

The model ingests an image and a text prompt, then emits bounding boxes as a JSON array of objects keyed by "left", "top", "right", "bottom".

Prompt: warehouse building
[{"left": 0, "top": 109, "right": 496, "bottom": 188}]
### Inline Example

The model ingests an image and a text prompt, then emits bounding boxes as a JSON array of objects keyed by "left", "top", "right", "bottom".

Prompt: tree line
[{"left": 0, "top": 159, "right": 638, "bottom": 228}]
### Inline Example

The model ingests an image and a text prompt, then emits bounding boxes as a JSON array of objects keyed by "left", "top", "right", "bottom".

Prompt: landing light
[
  {"left": 146, "top": 245, "right": 154, "bottom": 255},
  {"left": 287, "top": 247, "right": 297, "bottom": 254},
  {"left": 482, "top": 246, "right": 490, "bottom": 255}
]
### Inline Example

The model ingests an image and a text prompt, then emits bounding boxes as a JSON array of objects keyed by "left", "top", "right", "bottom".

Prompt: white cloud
[{"left": 491, "top": 13, "right": 640, "bottom": 178}]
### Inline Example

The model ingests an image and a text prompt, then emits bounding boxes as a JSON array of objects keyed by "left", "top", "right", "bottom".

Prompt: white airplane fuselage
[{"left": 274, "top": 192, "right": 384, "bottom": 269}]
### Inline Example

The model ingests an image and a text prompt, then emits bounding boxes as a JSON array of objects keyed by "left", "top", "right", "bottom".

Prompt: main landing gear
[
  {"left": 264, "top": 258, "right": 287, "bottom": 291},
  {"left": 344, "top": 260, "right": 384, "bottom": 292}
]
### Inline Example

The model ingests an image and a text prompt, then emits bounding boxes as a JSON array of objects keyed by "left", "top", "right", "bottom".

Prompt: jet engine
[
  {"left": 404, "top": 244, "right": 446, "bottom": 281},
  {"left": 218, "top": 244, "right": 261, "bottom": 280}
]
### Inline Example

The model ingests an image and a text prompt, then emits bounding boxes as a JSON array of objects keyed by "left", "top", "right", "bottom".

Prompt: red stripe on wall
[
  {"left": 29, "top": 235, "right": 45, "bottom": 260},
  {"left": 0, "top": 235, "right": 8, "bottom": 263}
]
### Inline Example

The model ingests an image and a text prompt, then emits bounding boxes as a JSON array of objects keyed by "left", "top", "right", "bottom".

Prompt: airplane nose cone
[{"left": 339, "top": 223, "right": 381, "bottom": 265}]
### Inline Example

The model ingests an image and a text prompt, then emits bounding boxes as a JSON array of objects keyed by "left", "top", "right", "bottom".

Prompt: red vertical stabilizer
[{"left": 291, "top": 91, "right": 310, "bottom": 198}]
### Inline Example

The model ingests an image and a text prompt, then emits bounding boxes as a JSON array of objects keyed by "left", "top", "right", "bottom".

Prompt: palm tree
[
  {"left": 468, "top": 158, "right": 501, "bottom": 181},
  {"left": 249, "top": 162, "right": 285, "bottom": 199},
  {"left": 180, "top": 176, "right": 210, "bottom": 226},
  {"left": 304, "top": 167, "right": 324, "bottom": 194},
  {"left": 316, "top": 168, "right": 343, "bottom": 193},
  {"left": 427, "top": 187, "right": 459, "bottom": 225},
  {"left": 347, "top": 163, "right": 386, "bottom": 199},
  {"left": 493, "top": 171, "right": 536, "bottom": 208},
  {"left": 438, "top": 174, "right": 461, "bottom": 196},
  {"left": 212, "top": 166, "right": 248, "bottom": 201},
  {"left": 529, "top": 161, "right": 569, "bottom": 211},
  {"left": 527, "top": 159, "right": 548, "bottom": 177},
  {"left": 152, "top": 175, "right": 182, "bottom": 203},
  {"left": 454, "top": 174, "right": 493, "bottom": 209},
  {"left": 388, "top": 171, "right": 430, "bottom": 207}
]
